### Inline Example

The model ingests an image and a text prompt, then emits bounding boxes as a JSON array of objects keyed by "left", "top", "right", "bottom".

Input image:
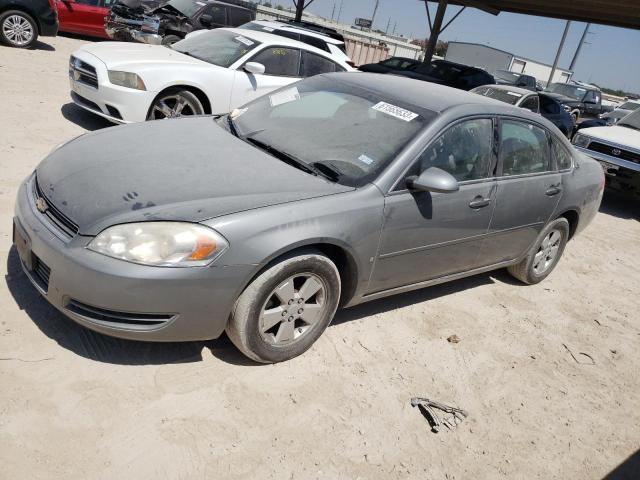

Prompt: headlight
[
  {"left": 572, "top": 133, "right": 591, "bottom": 148},
  {"left": 108, "top": 71, "right": 146, "bottom": 90},
  {"left": 88, "top": 222, "right": 228, "bottom": 267}
]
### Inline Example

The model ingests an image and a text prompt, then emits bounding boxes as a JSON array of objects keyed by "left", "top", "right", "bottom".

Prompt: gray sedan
[{"left": 13, "top": 73, "right": 604, "bottom": 363}]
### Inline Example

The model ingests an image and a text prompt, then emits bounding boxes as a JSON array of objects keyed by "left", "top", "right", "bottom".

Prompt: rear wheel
[
  {"left": 0, "top": 10, "right": 37, "bottom": 48},
  {"left": 507, "top": 217, "right": 570, "bottom": 284},
  {"left": 226, "top": 251, "right": 341, "bottom": 363},
  {"left": 161, "top": 34, "right": 181, "bottom": 46},
  {"left": 147, "top": 89, "right": 204, "bottom": 120}
]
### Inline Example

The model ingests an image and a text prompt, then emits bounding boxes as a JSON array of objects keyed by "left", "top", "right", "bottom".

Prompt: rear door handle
[
  {"left": 545, "top": 185, "right": 562, "bottom": 196},
  {"left": 469, "top": 196, "right": 491, "bottom": 209}
]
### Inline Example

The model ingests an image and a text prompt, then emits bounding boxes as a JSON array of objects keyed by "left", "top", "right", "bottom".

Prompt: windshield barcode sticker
[
  {"left": 269, "top": 87, "right": 300, "bottom": 107},
  {"left": 358, "top": 154, "right": 374, "bottom": 165},
  {"left": 235, "top": 36, "right": 254, "bottom": 46},
  {"left": 507, "top": 91, "right": 523, "bottom": 97},
  {"left": 371, "top": 102, "right": 418, "bottom": 122}
]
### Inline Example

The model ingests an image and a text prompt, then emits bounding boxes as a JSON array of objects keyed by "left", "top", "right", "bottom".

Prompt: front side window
[
  {"left": 248, "top": 47, "right": 301, "bottom": 76},
  {"left": 172, "top": 30, "right": 260, "bottom": 68},
  {"left": 412, "top": 118, "right": 494, "bottom": 183},
  {"left": 227, "top": 7, "right": 252, "bottom": 26},
  {"left": 552, "top": 138, "right": 572, "bottom": 170},
  {"left": 230, "top": 76, "right": 436, "bottom": 187},
  {"left": 500, "top": 120, "right": 550, "bottom": 176},
  {"left": 300, "top": 51, "right": 340, "bottom": 77}
]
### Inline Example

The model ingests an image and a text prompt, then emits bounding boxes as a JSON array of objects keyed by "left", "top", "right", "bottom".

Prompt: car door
[
  {"left": 230, "top": 46, "right": 302, "bottom": 109},
  {"left": 57, "top": 0, "right": 107, "bottom": 36},
  {"left": 478, "top": 118, "right": 562, "bottom": 266},
  {"left": 367, "top": 117, "right": 498, "bottom": 293}
]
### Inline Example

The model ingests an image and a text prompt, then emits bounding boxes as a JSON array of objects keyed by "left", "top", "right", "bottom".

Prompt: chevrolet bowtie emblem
[{"left": 35, "top": 197, "right": 48, "bottom": 213}]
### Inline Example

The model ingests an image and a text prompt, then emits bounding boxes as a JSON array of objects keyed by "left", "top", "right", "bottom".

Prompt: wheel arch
[
  {"left": 148, "top": 84, "right": 212, "bottom": 116},
  {"left": 556, "top": 208, "right": 580, "bottom": 239}
]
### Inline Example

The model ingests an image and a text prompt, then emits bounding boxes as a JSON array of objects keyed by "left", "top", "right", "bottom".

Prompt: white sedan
[{"left": 68, "top": 28, "right": 354, "bottom": 123}]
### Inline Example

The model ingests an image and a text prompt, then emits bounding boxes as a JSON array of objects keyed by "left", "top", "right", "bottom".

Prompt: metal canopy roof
[{"left": 448, "top": 0, "right": 640, "bottom": 30}]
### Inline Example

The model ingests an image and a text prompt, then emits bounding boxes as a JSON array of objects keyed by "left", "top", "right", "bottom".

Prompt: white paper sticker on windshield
[
  {"left": 358, "top": 154, "right": 374, "bottom": 165},
  {"left": 195, "top": 1, "right": 205, "bottom": 5},
  {"left": 235, "top": 36, "right": 254, "bottom": 46},
  {"left": 507, "top": 91, "right": 523, "bottom": 97},
  {"left": 262, "top": 26, "right": 275, "bottom": 32},
  {"left": 371, "top": 101, "right": 418, "bottom": 122},
  {"left": 230, "top": 107, "right": 247, "bottom": 119},
  {"left": 269, "top": 87, "right": 300, "bottom": 107}
]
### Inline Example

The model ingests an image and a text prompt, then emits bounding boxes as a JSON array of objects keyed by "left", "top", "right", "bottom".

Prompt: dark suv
[
  {"left": 0, "top": 0, "right": 58, "bottom": 48},
  {"left": 106, "top": 0, "right": 256, "bottom": 46}
]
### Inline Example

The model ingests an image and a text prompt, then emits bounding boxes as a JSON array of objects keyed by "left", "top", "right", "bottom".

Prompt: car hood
[
  {"left": 36, "top": 117, "right": 352, "bottom": 236},
  {"left": 578, "top": 125, "right": 640, "bottom": 147},
  {"left": 78, "top": 42, "right": 207, "bottom": 70}
]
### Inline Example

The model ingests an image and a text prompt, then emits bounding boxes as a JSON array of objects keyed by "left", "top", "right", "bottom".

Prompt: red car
[{"left": 56, "top": 0, "right": 112, "bottom": 38}]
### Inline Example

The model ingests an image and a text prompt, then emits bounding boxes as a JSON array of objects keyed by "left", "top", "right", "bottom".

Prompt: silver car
[{"left": 13, "top": 73, "right": 604, "bottom": 363}]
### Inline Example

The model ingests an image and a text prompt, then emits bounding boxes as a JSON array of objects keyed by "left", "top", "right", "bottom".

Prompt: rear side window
[
  {"left": 227, "top": 7, "right": 252, "bottom": 26},
  {"left": 300, "top": 51, "right": 341, "bottom": 77},
  {"left": 500, "top": 120, "right": 550, "bottom": 175},
  {"left": 249, "top": 47, "right": 301, "bottom": 76},
  {"left": 552, "top": 138, "right": 573, "bottom": 170}
]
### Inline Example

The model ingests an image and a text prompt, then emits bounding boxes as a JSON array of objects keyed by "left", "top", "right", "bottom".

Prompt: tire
[
  {"left": 226, "top": 251, "right": 341, "bottom": 363},
  {"left": 161, "top": 34, "right": 181, "bottom": 46},
  {"left": 147, "top": 89, "right": 204, "bottom": 120},
  {"left": 0, "top": 10, "right": 38, "bottom": 49},
  {"left": 571, "top": 112, "right": 580, "bottom": 124},
  {"left": 508, "top": 217, "right": 570, "bottom": 285}
]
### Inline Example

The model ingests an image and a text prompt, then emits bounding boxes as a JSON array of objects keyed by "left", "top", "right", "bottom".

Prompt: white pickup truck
[{"left": 572, "top": 108, "right": 640, "bottom": 198}]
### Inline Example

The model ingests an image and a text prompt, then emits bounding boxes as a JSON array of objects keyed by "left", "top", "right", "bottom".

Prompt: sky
[{"left": 267, "top": 0, "right": 640, "bottom": 93}]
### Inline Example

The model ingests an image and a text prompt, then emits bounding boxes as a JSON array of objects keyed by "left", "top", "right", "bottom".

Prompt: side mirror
[
  {"left": 406, "top": 167, "right": 459, "bottom": 194},
  {"left": 200, "top": 14, "right": 213, "bottom": 27},
  {"left": 243, "top": 61, "right": 265, "bottom": 75}
]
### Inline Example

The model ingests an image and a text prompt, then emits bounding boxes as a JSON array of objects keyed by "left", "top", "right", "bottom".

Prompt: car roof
[
  {"left": 248, "top": 20, "right": 344, "bottom": 45},
  {"left": 432, "top": 59, "right": 489, "bottom": 73},
  {"left": 223, "top": 28, "right": 342, "bottom": 58},
  {"left": 478, "top": 84, "right": 536, "bottom": 96},
  {"left": 327, "top": 72, "right": 509, "bottom": 113}
]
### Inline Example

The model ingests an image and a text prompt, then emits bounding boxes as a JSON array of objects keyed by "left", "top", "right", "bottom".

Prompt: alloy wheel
[
  {"left": 149, "top": 94, "right": 200, "bottom": 120},
  {"left": 2, "top": 15, "right": 34, "bottom": 47},
  {"left": 259, "top": 273, "right": 327, "bottom": 345},
  {"left": 533, "top": 229, "right": 562, "bottom": 275}
]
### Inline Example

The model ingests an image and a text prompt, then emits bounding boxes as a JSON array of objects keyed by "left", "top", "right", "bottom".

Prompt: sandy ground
[{"left": 1, "top": 35, "right": 639, "bottom": 480}]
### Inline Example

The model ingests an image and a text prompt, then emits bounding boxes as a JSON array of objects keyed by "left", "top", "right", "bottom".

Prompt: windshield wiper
[
  {"left": 244, "top": 137, "right": 336, "bottom": 181},
  {"left": 227, "top": 114, "right": 238, "bottom": 137},
  {"left": 309, "top": 161, "right": 342, "bottom": 182}
]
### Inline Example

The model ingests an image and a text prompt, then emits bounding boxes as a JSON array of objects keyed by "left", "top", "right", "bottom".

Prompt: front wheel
[
  {"left": 226, "top": 251, "right": 341, "bottom": 363},
  {"left": 507, "top": 217, "right": 570, "bottom": 285},
  {"left": 147, "top": 89, "right": 204, "bottom": 120},
  {"left": 161, "top": 34, "right": 181, "bottom": 46},
  {"left": 0, "top": 10, "right": 38, "bottom": 48}
]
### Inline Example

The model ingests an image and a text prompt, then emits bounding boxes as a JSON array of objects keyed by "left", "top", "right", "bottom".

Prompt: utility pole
[
  {"left": 385, "top": 17, "right": 390, "bottom": 34},
  {"left": 547, "top": 20, "right": 571, "bottom": 86},
  {"left": 370, "top": 0, "right": 379, "bottom": 31},
  {"left": 569, "top": 23, "right": 591, "bottom": 71},
  {"left": 336, "top": 0, "right": 343, "bottom": 23},
  {"left": 392, "top": 21, "right": 396, "bottom": 35},
  {"left": 330, "top": 1, "right": 335, "bottom": 21}
]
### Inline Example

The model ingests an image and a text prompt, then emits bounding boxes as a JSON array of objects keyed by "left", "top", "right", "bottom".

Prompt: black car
[
  {"left": 493, "top": 69, "right": 537, "bottom": 91},
  {"left": 106, "top": 0, "right": 256, "bottom": 46},
  {"left": 544, "top": 82, "right": 604, "bottom": 122},
  {"left": 396, "top": 60, "right": 495, "bottom": 91},
  {"left": 0, "top": 0, "right": 57, "bottom": 48},
  {"left": 358, "top": 56, "right": 421, "bottom": 74},
  {"left": 471, "top": 84, "right": 575, "bottom": 137}
]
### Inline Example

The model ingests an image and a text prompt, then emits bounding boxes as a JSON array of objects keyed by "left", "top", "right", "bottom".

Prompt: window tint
[
  {"left": 300, "top": 51, "right": 339, "bottom": 77},
  {"left": 552, "top": 138, "right": 572, "bottom": 170},
  {"left": 299, "top": 34, "right": 330, "bottom": 52},
  {"left": 249, "top": 47, "right": 301, "bottom": 76},
  {"left": 227, "top": 7, "right": 252, "bottom": 26},
  {"left": 539, "top": 95, "right": 560, "bottom": 115},
  {"left": 205, "top": 5, "right": 226, "bottom": 25},
  {"left": 413, "top": 119, "right": 494, "bottom": 182},
  {"left": 500, "top": 120, "right": 549, "bottom": 176},
  {"left": 520, "top": 95, "right": 539, "bottom": 113}
]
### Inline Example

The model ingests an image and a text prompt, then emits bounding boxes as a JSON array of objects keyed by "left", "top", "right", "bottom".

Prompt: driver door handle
[
  {"left": 545, "top": 184, "right": 562, "bottom": 196},
  {"left": 469, "top": 196, "right": 491, "bottom": 209}
]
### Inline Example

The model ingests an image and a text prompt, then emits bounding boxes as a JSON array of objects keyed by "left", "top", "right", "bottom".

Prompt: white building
[{"left": 444, "top": 41, "right": 573, "bottom": 85}]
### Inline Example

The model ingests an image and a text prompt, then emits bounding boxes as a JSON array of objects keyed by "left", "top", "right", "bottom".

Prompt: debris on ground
[
  {"left": 411, "top": 397, "right": 468, "bottom": 433},
  {"left": 447, "top": 335, "right": 460, "bottom": 344},
  {"left": 562, "top": 343, "right": 596, "bottom": 365}
]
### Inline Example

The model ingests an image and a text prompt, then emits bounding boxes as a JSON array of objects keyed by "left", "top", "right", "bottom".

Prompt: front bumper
[
  {"left": 13, "top": 176, "right": 255, "bottom": 342},
  {"left": 69, "top": 49, "right": 156, "bottom": 123},
  {"left": 131, "top": 30, "right": 162, "bottom": 45},
  {"left": 575, "top": 146, "right": 640, "bottom": 196}
]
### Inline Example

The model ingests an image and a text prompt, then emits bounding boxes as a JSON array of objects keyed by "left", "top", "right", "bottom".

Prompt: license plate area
[
  {"left": 598, "top": 161, "right": 619, "bottom": 176},
  {"left": 13, "top": 218, "right": 32, "bottom": 270}
]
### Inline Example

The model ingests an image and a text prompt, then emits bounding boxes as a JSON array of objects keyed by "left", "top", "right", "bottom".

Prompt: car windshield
[
  {"left": 229, "top": 76, "right": 436, "bottom": 187},
  {"left": 545, "top": 83, "right": 588, "bottom": 101},
  {"left": 618, "top": 109, "right": 640, "bottom": 130},
  {"left": 618, "top": 101, "right": 640, "bottom": 111},
  {"left": 494, "top": 70, "right": 520, "bottom": 82},
  {"left": 172, "top": 30, "right": 261, "bottom": 68},
  {"left": 472, "top": 86, "right": 523, "bottom": 105},
  {"left": 165, "top": 0, "right": 201, "bottom": 17}
]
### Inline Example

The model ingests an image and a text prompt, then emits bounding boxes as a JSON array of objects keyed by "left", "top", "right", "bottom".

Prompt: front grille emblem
[
  {"left": 611, "top": 148, "right": 621, "bottom": 156},
  {"left": 35, "top": 197, "right": 48, "bottom": 213}
]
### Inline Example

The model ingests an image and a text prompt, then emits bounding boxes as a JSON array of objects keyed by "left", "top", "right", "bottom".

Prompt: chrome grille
[
  {"left": 33, "top": 177, "right": 79, "bottom": 239},
  {"left": 588, "top": 142, "right": 640, "bottom": 164},
  {"left": 69, "top": 55, "right": 98, "bottom": 89}
]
